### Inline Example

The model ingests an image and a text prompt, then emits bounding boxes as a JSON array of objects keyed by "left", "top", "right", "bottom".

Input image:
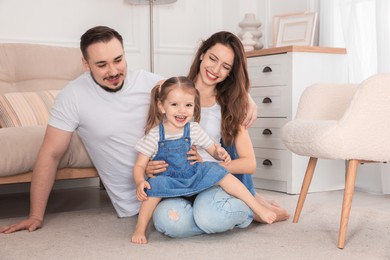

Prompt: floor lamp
[{"left": 126, "top": 0, "right": 178, "bottom": 72}]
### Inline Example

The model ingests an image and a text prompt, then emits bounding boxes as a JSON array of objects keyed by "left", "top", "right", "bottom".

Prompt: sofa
[{"left": 0, "top": 43, "right": 97, "bottom": 185}]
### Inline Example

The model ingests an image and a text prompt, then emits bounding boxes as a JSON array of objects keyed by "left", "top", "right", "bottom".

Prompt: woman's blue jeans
[{"left": 152, "top": 186, "right": 254, "bottom": 238}]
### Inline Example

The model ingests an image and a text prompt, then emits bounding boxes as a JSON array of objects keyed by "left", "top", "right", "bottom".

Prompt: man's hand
[
  {"left": 0, "top": 217, "right": 42, "bottom": 234},
  {"left": 242, "top": 94, "right": 258, "bottom": 128},
  {"left": 145, "top": 160, "right": 168, "bottom": 178}
]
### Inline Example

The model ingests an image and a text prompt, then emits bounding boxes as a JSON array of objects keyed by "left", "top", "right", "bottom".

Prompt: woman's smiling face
[{"left": 198, "top": 43, "right": 234, "bottom": 87}]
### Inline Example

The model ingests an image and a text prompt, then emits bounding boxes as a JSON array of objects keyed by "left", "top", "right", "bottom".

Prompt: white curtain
[{"left": 320, "top": 0, "right": 390, "bottom": 83}]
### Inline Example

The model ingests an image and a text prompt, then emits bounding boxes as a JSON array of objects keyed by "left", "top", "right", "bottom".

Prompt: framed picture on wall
[{"left": 273, "top": 12, "right": 317, "bottom": 47}]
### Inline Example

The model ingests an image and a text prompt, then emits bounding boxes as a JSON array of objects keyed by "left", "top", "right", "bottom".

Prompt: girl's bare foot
[{"left": 131, "top": 226, "right": 148, "bottom": 244}]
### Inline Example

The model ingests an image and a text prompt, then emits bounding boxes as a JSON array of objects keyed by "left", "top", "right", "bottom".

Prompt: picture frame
[{"left": 273, "top": 12, "right": 317, "bottom": 47}]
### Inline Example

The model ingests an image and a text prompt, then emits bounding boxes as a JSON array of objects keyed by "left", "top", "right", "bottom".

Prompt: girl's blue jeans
[{"left": 152, "top": 186, "right": 254, "bottom": 238}]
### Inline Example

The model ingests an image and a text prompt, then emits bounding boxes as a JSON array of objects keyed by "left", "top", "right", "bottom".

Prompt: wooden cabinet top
[{"left": 246, "top": 46, "right": 347, "bottom": 58}]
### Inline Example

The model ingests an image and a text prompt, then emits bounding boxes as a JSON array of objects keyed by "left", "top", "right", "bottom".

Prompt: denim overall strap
[
  {"left": 158, "top": 122, "right": 165, "bottom": 141},
  {"left": 183, "top": 122, "right": 190, "bottom": 139}
]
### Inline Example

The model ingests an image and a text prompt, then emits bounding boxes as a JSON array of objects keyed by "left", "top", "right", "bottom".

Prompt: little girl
[{"left": 131, "top": 76, "right": 276, "bottom": 244}]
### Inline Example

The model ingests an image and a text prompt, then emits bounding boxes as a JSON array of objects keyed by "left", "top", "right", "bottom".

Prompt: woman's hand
[
  {"left": 187, "top": 145, "right": 203, "bottom": 165},
  {"left": 145, "top": 160, "right": 168, "bottom": 178},
  {"left": 242, "top": 94, "right": 258, "bottom": 128}
]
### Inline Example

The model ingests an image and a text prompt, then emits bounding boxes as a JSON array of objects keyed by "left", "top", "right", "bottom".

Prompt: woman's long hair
[{"left": 188, "top": 31, "right": 250, "bottom": 145}]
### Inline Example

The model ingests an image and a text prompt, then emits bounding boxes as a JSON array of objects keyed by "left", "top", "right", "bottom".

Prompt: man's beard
[{"left": 91, "top": 72, "right": 124, "bottom": 93}]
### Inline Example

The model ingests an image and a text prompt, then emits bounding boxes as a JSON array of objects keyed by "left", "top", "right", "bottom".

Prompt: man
[{"left": 0, "top": 26, "right": 163, "bottom": 233}]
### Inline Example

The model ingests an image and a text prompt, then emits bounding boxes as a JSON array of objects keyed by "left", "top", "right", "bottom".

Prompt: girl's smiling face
[{"left": 158, "top": 87, "right": 196, "bottom": 132}]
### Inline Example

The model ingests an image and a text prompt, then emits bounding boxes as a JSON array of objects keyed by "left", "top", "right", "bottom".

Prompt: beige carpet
[{"left": 1, "top": 190, "right": 390, "bottom": 260}]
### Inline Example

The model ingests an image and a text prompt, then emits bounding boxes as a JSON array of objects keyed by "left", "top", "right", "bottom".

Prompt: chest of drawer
[
  {"left": 247, "top": 54, "right": 289, "bottom": 87},
  {"left": 250, "top": 86, "right": 289, "bottom": 117},
  {"left": 253, "top": 148, "right": 290, "bottom": 182},
  {"left": 249, "top": 118, "right": 289, "bottom": 149}
]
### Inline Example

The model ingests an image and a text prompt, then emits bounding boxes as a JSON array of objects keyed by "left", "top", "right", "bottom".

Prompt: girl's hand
[
  {"left": 215, "top": 144, "right": 231, "bottom": 164},
  {"left": 187, "top": 145, "right": 203, "bottom": 165},
  {"left": 136, "top": 181, "right": 151, "bottom": 201},
  {"left": 145, "top": 160, "right": 168, "bottom": 178},
  {"left": 242, "top": 94, "right": 258, "bottom": 129}
]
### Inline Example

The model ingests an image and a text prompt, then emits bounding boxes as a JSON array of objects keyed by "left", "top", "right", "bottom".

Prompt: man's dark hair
[{"left": 80, "top": 26, "right": 124, "bottom": 60}]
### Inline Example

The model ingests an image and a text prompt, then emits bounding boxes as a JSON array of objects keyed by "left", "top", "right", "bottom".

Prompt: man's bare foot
[
  {"left": 131, "top": 226, "right": 148, "bottom": 244},
  {"left": 254, "top": 194, "right": 290, "bottom": 223}
]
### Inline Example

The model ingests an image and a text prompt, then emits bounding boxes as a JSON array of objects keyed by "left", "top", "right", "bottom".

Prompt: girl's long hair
[
  {"left": 144, "top": 76, "right": 201, "bottom": 134},
  {"left": 188, "top": 31, "right": 250, "bottom": 145}
]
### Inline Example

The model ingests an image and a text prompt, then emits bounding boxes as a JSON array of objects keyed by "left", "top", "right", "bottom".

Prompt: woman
[{"left": 148, "top": 31, "right": 289, "bottom": 238}]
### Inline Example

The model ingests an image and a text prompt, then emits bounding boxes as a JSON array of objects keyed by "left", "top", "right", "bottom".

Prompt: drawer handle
[
  {"left": 262, "top": 159, "right": 273, "bottom": 166},
  {"left": 262, "top": 129, "right": 272, "bottom": 135},
  {"left": 262, "top": 97, "right": 272, "bottom": 104},
  {"left": 262, "top": 66, "right": 272, "bottom": 73}
]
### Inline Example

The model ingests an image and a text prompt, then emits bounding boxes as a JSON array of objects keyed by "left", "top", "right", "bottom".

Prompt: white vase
[
  {"left": 238, "top": 13, "right": 263, "bottom": 49},
  {"left": 241, "top": 32, "right": 256, "bottom": 52}
]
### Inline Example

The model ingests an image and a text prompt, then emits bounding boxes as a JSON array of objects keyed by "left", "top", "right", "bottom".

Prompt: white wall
[{"left": 0, "top": 0, "right": 318, "bottom": 76}]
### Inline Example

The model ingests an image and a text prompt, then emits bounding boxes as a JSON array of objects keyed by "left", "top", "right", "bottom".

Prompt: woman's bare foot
[
  {"left": 131, "top": 226, "right": 148, "bottom": 244},
  {"left": 254, "top": 193, "right": 290, "bottom": 223},
  {"left": 268, "top": 200, "right": 280, "bottom": 208},
  {"left": 253, "top": 208, "right": 277, "bottom": 224}
]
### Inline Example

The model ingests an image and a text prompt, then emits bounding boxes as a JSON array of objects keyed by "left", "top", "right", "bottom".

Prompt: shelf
[{"left": 246, "top": 46, "right": 347, "bottom": 58}]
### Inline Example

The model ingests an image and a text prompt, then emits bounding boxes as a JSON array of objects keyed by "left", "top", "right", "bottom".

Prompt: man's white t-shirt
[{"left": 49, "top": 70, "right": 163, "bottom": 217}]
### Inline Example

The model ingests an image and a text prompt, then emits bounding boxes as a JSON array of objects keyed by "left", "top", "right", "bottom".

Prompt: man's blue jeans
[{"left": 152, "top": 186, "right": 254, "bottom": 238}]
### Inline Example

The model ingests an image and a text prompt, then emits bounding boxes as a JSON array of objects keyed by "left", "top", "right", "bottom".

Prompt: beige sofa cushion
[
  {"left": 0, "top": 90, "right": 59, "bottom": 127},
  {"left": 0, "top": 44, "right": 83, "bottom": 94},
  {"left": 0, "top": 125, "right": 93, "bottom": 177}
]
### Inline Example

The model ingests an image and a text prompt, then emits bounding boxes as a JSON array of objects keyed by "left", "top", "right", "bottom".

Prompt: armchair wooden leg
[
  {"left": 338, "top": 159, "right": 358, "bottom": 249},
  {"left": 293, "top": 157, "right": 318, "bottom": 223}
]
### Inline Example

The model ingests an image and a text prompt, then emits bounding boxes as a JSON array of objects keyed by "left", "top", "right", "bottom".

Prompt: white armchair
[{"left": 282, "top": 73, "right": 390, "bottom": 249}]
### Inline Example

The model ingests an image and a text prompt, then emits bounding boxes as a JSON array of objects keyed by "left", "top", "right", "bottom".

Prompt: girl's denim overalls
[{"left": 146, "top": 123, "right": 228, "bottom": 198}]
